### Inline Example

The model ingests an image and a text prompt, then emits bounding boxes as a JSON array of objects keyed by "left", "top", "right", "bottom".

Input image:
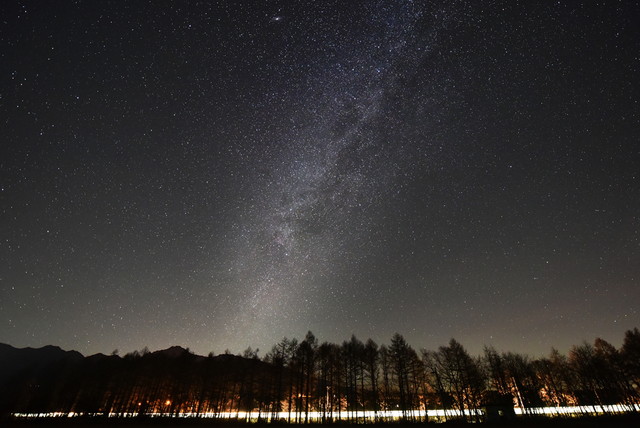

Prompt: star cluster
[{"left": 1, "top": 1, "right": 639, "bottom": 357}]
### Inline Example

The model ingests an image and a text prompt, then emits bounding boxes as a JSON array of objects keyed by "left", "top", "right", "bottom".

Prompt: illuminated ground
[{"left": 4, "top": 414, "right": 640, "bottom": 428}]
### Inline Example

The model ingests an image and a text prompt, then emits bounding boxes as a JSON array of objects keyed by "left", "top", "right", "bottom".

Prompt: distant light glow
[{"left": 13, "top": 404, "right": 640, "bottom": 421}]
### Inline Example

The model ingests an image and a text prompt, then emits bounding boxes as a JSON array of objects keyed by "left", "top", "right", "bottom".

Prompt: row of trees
[{"left": 3, "top": 329, "right": 640, "bottom": 422}]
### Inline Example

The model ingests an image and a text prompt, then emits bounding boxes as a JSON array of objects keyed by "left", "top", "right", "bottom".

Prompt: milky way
[
  {"left": 2, "top": 1, "right": 639, "bottom": 357},
  {"left": 224, "top": 1, "right": 429, "bottom": 345}
]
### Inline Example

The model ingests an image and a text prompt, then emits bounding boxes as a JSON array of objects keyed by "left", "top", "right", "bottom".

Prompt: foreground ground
[{"left": 3, "top": 414, "right": 640, "bottom": 428}]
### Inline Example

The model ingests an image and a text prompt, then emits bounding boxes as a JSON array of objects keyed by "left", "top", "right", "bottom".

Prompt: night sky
[{"left": 2, "top": 1, "right": 639, "bottom": 358}]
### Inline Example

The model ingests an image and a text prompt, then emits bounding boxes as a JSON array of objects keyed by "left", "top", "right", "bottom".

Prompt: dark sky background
[{"left": 1, "top": 1, "right": 639, "bottom": 358}]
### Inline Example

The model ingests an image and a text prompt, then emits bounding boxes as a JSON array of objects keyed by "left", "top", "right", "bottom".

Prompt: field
[{"left": 4, "top": 414, "right": 640, "bottom": 428}]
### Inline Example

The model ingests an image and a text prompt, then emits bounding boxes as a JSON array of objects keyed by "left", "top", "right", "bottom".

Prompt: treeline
[{"left": 1, "top": 329, "right": 639, "bottom": 423}]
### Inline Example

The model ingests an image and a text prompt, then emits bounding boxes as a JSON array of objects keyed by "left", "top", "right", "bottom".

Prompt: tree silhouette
[
  {"left": 389, "top": 333, "right": 414, "bottom": 420},
  {"left": 425, "top": 338, "right": 485, "bottom": 422},
  {"left": 2, "top": 328, "right": 640, "bottom": 421},
  {"left": 298, "top": 331, "right": 318, "bottom": 423},
  {"left": 363, "top": 338, "right": 380, "bottom": 420},
  {"left": 621, "top": 328, "right": 640, "bottom": 408}
]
